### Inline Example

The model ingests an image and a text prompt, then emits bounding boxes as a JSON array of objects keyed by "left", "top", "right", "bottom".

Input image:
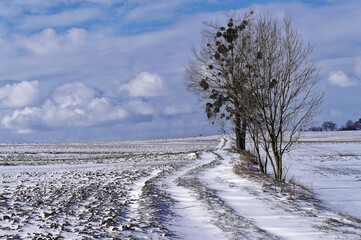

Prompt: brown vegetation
[{"left": 241, "top": 151, "right": 257, "bottom": 165}]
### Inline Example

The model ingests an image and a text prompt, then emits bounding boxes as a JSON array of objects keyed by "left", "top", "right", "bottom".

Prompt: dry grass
[
  {"left": 224, "top": 146, "right": 240, "bottom": 153},
  {"left": 232, "top": 151, "right": 258, "bottom": 178},
  {"left": 233, "top": 164, "right": 242, "bottom": 176},
  {"left": 233, "top": 160, "right": 317, "bottom": 202},
  {"left": 0, "top": 162, "right": 14, "bottom": 166},
  {"left": 337, "top": 153, "right": 356, "bottom": 157},
  {"left": 241, "top": 151, "right": 257, "bottom": 165},
  {"left": 338, "top": 212, "right": 361, "bottom": 224}
]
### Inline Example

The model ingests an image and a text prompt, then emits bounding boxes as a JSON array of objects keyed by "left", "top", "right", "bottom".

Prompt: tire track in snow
[
  {"left": 165, "top": 141, "right": 278, "bottom": 239},
  {"left": 200, "top": 153, "right": 325, "bottom": 239},
  {"left": 166, "top": 152, "right": 228, "bottom": 240},
  {"left": 123, "top": 169, "right": 175, "bottom": 239},
  {"left": 123, "top": 153, "right": 204, "bottom": 239},
  {"left": 128, "top": 169, "right": 162, "bottom": 220},
  {"left": 199, "top": 141, "right": 361, "bottom": 239}
]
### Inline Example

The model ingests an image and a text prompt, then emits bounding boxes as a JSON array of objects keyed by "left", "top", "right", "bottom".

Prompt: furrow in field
[
  {"left": 122, "top": 168, "right": 176, "bottom": 239},
  {"left": 0, "top": 165, "right": 153, "bottom": 239},
  {"left": 120, "top": 152, "right": 205, "bottom": 239}
]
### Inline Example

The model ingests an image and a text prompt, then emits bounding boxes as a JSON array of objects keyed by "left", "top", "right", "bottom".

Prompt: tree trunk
[
  {"left": 277, "top": 156, "right": 283, "bottom": 181},
  {"left": 274, "top": 154, "right": 283, "bottom": 181},
  {"left": 271, "top": 137, "right": 283, "bottom": 181},
  {"left": 240, "top": 120, "right": 247, "bottom": 150},
  {"left": 255, "top": 146, "right": 265, "bottom": 173},
  {"left": 264, "top": 155, "right": 268, "bottom": 174},
  {"left": 234, "top": 113, "right": 246, "bottom": 151}
]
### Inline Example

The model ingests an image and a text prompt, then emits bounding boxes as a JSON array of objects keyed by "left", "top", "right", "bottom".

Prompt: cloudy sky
[{"left": 0, "top": 0, "right": 360, "bottom": 142}]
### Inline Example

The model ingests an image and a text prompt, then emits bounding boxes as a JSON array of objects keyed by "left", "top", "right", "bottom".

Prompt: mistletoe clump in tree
[
  {"left": 185, "top": 11, "right": 254, "bottom": 150},
  {"left": 186, "top": 11, "right": 323, "bottom": 181}
]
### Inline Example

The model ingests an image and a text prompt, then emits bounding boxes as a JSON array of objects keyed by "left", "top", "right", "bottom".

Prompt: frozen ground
[
  {"left": 283, "top": 131, "right": 361, "bottom": 219},
  {"left": 0, "top": 133, "right": 360, "bottom": 239}
]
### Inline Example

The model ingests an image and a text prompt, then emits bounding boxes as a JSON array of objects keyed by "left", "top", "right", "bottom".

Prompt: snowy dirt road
[{"left": 1, "top": 134, "right": 361, "bottom": 239}]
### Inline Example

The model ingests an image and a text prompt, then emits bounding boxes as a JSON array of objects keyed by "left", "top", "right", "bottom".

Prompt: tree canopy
[{"left": 185, "top": 10, "right": 323, "bottom": 180}]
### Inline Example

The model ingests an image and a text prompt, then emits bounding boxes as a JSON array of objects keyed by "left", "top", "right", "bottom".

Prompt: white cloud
[
  {"left": 19, "top": 8, "right": 101, "bottom": 30},
  {"left": 330, "top": 109, "right": 342, "bottom": 117},
  {"left": 328, "top": 71, "right": 358, "bottom": 87},
  {"left": 119, "top": 72, "right": 167, "bottom": 97},
  {"left": 127, "top": 101, "right": 154, "bottom": 115},
  {"left": 52, "top": 82, "right": 94, "bottom": 108},
  {"left": 21, "top": 28, "right": 87, "bottom": 56},
  {"left": 122, "top": 1, "right": 183, "bottom": 22},
  {"left": 42, "top": 97, "right": 127, "bottom": 128},
  {"left": 0, "top": 81, "right": 40, "bottom": 108},
  {"left": 162, "top": 105, "right": 192, "bottom": 116},
  {"left": 355, "top": 59, "right": 361, "bottom": 77},
  {"left": 1, "top": 107, "right": 41, "bottom": 134},
  {"left": 1, "top": 82, "right": 128, "bottom": 133}
]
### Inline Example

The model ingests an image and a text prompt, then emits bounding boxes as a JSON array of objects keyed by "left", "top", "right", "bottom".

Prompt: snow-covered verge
[
  {"left": 283, "top": 131, "right": 361, "bottom": 219},
  {"left": 0, "top": 133, "right": 360, "bottom": 239}
]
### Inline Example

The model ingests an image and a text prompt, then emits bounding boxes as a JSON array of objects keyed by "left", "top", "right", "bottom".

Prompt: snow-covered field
[
  {"left": 0, "top": 132, "right": 360, "bottom": 239},
  {"left": 284, "top": 131, "right": 361, "bottom": 219}
]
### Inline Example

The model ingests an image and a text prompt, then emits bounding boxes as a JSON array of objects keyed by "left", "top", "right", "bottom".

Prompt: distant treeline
[{"left": 308, "top": 118, "right": 361, "bottom": 131}]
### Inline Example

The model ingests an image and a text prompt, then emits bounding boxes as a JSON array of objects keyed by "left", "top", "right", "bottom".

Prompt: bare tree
[
  {"left": 185, "top": 11, "right": 322, "bottom": 181},
  {"left": 340, "top": 119, "right": 360, "bottom": 131},
  {"left": 329, "top": 121, "right": 337, "bottom": 131},
  {"left": 356, "top": 118, "right": 361, "bottom": 130},
  {"left": 241, "top": 15, "right": 323, "bottom": 181},
  {"left": 308, "top": 126, "right": 323, "bottom": 132},
  {"left": 185, "top": 11, "right": 254, "bottom": 150},
  {"left": 322, "top": 121, "right": 337, "bottom": 131}
]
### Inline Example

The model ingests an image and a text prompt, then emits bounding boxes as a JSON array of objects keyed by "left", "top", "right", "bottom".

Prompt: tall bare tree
[
  {"left": 186, "top": 11, "right": 322, "bottom": 181},
  {"left": 241, "top": 15, "right": 323, "bottom": 181}
]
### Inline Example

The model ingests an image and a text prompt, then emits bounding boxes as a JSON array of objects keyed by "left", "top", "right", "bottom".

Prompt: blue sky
[{"left": 0, "top": 0, "right": 360, "bottom": 142}]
